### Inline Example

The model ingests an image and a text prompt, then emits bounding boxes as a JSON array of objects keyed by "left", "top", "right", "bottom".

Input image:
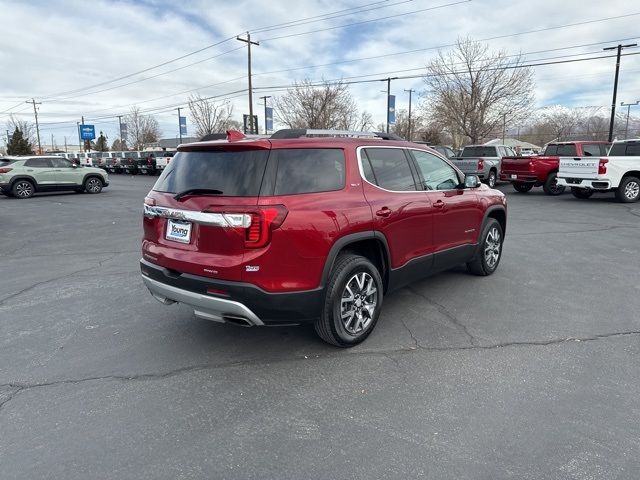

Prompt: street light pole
[
  {"left": 621, "top": 101, "right": 639, "bottom": 139},
  {"left": 404, "top": 89, "right": 415, "bottom": 141},
  {"left": 603, "top": 43, "right": 637, "bottom": 142},
  {"left": 237, "top": 32, "right": 259, "bottom": 134},
  {"left": 26, "top": 98, "right": 42, "bottom": 154},
  {"left": 259, "top": 96, "right": 271, "bottom": 134}
]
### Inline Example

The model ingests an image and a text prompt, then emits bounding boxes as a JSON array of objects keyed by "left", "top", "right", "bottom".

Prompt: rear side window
[
  {"left": 24, "top": 158, "right": 52, "bottom": 168},
  {"left": 272, "top": 148, "right": 345, "bottom": 195},
  {"left": 0, "top": 159, "right": 16, "bottom": 166},
  {"left": 361, "top": 148, "right": 417, "bottom": 191},
  {"left": 582, "top": 144, "right": 601, "bottom": 157},
  {"left": 546, "top": 144, "right": 577, "bottom": 156},
  {"left": 153, "top": 149, "right": 269, "bottom": 196},
  {"left": 609, "top": 142, "right": 640, "bottom": 156}
]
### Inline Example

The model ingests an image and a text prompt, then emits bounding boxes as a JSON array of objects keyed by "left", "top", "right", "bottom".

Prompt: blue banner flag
[
  {"left": 179, "top": 116, "right": 187, "bottom": 135},
  {"left": 388, "top": 95, "right": 396, "bottom": 125},
  {"left": 265, "top": 107, "right": 273, "bottom": 132}
]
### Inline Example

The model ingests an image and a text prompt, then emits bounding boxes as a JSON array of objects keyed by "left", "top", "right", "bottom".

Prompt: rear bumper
[
  {"left": 557, "top": 177, "right": 611, "bottom": 190},
  {"left": 499, "top": 173, "right": 538, "bottom": 183},
  {"left": 140, "top": 258, "right": 324, "bottom": 325}
]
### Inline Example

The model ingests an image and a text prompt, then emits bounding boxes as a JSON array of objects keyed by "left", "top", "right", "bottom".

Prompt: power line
[{"left": 258, "top": 0, "right": 471, "bottom": 42}]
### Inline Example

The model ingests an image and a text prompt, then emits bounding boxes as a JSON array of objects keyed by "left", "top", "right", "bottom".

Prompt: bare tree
[
  {"left": 123, "top": 107, "right": 161, "bottom": 150},
  {"left": 424, "top": 37, "right": 535, "bottom": 144},
  {"left": 274, "top": 79, "right": 360, "bottom": 130},
  {"left": 188, "top": 94, "right": 237, "bottom": 137},
  {"left": 349, "top": 111, "right": 375, "bottom": 131},
  {"left": 6, "top": 115, "right": 35, "bottom": 145},
  {"left": 390, "top": 109, "right": 427, "bottom": 140}
]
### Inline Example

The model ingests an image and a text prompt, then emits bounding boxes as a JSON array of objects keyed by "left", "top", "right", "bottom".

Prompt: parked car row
[{"left": 53, "top": 150, "right": 174, "bottom": 176}]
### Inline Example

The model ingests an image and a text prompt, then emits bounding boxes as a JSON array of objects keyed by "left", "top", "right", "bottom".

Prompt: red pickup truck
[{"left": 500, "top": 141, "right": 610, "bottom": 195}]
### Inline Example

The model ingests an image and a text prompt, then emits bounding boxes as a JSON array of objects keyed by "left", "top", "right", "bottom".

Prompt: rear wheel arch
[
  {"left": 321, "top": 232, "right": 390, "bottom": 292},
  {"left": 10, "top": 175, "right": 38, "bottom": 189}
]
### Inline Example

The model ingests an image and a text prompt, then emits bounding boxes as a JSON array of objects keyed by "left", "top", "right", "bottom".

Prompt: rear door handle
[
  {"left": 433, "top": 200, "right": 445, "bottom": 208},
  {"left": 376, "top": 207, "right": 392, "bottom": 217}
]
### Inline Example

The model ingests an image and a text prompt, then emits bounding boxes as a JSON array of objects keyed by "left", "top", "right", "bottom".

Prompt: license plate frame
[{"left": 166, "top": 219, "right": 192, "bottom": 244}]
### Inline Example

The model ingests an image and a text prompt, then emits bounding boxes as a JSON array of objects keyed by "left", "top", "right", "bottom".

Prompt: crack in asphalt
[
  {"left": 406, "top": 287, "right": 476, "bottom": 346},
  {"left": 509, "top": 224, "right": 640, "bottom": 237},
  {"left": 0, "top": 253, "right": 121, "bottom": 307},
  {"left": 1, "top": 330, "right": 639, "bottom": 415}
]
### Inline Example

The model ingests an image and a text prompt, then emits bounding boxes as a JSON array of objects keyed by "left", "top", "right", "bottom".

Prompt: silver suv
[{"left": 0, "top": 156, "right": 109, "bottom": 198}]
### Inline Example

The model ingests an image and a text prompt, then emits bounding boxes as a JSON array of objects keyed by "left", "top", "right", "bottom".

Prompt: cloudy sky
[{"left": 1, "top": 0, "right": 639, "bottom": 147}]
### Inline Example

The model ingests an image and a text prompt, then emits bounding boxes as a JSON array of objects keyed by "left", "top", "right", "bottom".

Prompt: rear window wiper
[{"left": 174, "top": 188, "right": 224, "bottom": 200}]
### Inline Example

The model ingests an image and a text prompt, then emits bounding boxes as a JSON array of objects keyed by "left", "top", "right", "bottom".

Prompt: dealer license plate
[
  {"left": 510, "top": 174, "right": 517, "bottom": 179},
  {"left": 166, "top": 219, "right": 192, "bottom": 243}
]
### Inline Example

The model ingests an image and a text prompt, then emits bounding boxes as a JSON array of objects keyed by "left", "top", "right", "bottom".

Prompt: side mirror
[{"left": 464, "top": 174, "right": 480, "bottom": 188}]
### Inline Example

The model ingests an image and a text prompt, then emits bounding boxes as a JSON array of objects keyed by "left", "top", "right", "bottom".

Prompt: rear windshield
[
  {"left": 153, "top": 149, "right": 269, "bottom": 196},
  {"left": 461, "top": 146, "right": 497, "bottom": 157},
  {"left": 609, "top": 142, "right": 640, "bottom": 156},
  {"left": 543, "top": 144, "right": 577, "bottom": 156}
]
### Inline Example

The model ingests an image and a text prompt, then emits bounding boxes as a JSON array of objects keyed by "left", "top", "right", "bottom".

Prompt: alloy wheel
[
  {"left": 15, "top": 181, "right": 33, "bottom": 198},
  {"left": 484, "top": 227, "right": 501, "bottom": 269},
  {"left": 624, "top": 180, "right": 639, "bottom": 200},
  {"left": 340, "top": 272, "right": 378, "bottom": 335},
  {"left": 87, "top": 178, "right": 101, "bottom": 193}
]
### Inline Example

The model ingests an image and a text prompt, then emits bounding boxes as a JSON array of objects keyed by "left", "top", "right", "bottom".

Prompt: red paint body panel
[{"left": 142, "top": 137, "right": 506, "bottom": 297}]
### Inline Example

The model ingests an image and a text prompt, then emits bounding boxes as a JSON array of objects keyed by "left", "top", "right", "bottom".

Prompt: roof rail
[{"left": 270, "top": 128, "right": 404, "bottom": 141}]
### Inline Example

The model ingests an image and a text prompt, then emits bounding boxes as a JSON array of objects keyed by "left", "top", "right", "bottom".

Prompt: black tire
[
  {"left": 614, "top": 176, "right": 640, "bottom": 203},
  {"left": 571, "top": 187, "right": 593, "bottom": 199},
  {"left": 485, "top": 170, "right": 497, "bottom": 188},
  {"left": 467, "top": 218, "right": 504, "bottom": 276},
  {"left": 513, "top": 182, "right": 533, "bottom": 193},
  {"left": 542, "top": 172, "right": 565, "bottom": 196},
  {"left": 84, "top": 176, "right": 103, "bottom": 194},
  {"left": 12, "top": 179, "right": 35, "bottom": 199},
  {"left": 315, "top": 254, "right": 383, "bottom": 347}
]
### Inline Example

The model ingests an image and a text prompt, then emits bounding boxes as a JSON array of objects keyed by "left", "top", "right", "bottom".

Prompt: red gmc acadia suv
[{"left": 141, "top": 129, "right": 507, "bottom": 347}]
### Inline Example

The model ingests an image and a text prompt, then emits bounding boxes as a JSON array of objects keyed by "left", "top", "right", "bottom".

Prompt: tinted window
[
  {"left": 0, "top": 159, "right": 16, "bottom": 166},
  {"left": 609, "top": 142, "right": 640, "bottom": 156},
  {"left": 362, "top": 148, "right": 417, "bottom": 191},
  {"left": 544, "top": 144, "right": 577, "bottom": 156},
  {"left": 272, "top": 149, "right": 345, "bottom": 195},
  {"left": 411, "top": 150, "right": 460, "bottom": 190},
  {"left": 51, "top": 158, "right": 72, "bottom": 168},
  {"left": 24, "top": 158, "right": 52, "bottom": 168},
  {"left": 582, "top": 144, "right": 601, "bottom": 157},
  {"left": 153, "top": 149, "right": 269, "bottom": 196},
  {"left": 461, "top": 146, "right": 497, "bottom": 157}
]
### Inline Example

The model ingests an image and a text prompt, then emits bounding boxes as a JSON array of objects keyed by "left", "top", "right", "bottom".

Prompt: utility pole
[
  {"left": 237, "top": 32, "right": 259, "bottom": 134},
  {"left": 176, "top": 107, "right": 182, "bottom": 143},
  {"left": 77, "top": 121, "right": 82, "bottom": 153},
  {"left": 603, "top": 43, "right": 637, "bottom": 142},
  {"left": 259, "top": 96, "right": 271, "bottom": 134},
  {"left": 117, "top": 115, "right": 124, "bottom": 147},
  {"left": 621, "top": 101, "right": 639, "bottom": 139},
  {"left": 404, "top": 88, "right": 415, "bottom": 141},
  {"left": 26, "top": 98, "right": 42, "bottom": 154},
  {"left": 382, "top": 77, "right": 398, "bottom": 133},
  {"left": 502, "top": 112, "right": 507, "bottom": 144},
  {"left": 51, "top": 133, "right": 54, "bottom": 152},
  {"left": 64, "top": 136, "right": 68, "bottom": 153}
]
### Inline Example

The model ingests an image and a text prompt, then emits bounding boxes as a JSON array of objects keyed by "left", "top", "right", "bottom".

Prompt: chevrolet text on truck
[
  {"left": 500, "top": 141, "right": 610, "bottom": 195},
  {"left": 557, "top": 139, "right": 640, "bottom": 202}
]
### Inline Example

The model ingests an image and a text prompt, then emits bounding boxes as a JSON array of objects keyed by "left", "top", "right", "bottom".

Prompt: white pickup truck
[{"left": 557, "top": 139, "right": 640, "bottom": 203}]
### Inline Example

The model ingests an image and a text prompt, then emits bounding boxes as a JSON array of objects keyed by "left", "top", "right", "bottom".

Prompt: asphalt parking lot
[{"left": 1, "top": 175, "right": 639, "bottom": 479}]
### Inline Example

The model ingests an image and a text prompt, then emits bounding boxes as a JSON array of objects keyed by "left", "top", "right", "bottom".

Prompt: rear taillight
[
  {"left": 477, "top": 159, "right": 484, "bottom": 171},
  {"left": 147, "top": 158, "right": 152, "bottom": 165},
  {"left": 598, "top": 158, "right": 608, "bottom": 175},
  {"left": 242, "top": 206, "right": 288, "bottom": 248},
  {"left": 0, "top": 168, "right": 12, "bottom": 174}
]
